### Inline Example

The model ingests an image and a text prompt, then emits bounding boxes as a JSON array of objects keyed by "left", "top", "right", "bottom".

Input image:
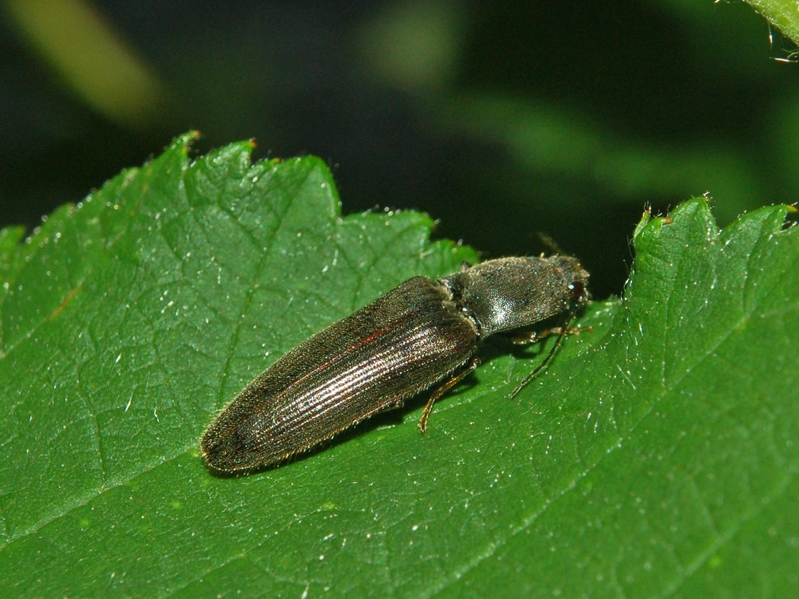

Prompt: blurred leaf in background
[
  {"left": 4, "top": 0, "right": 165, "bottom": 125},
  {"left": 2, "top": 0, "right": 798, "bottom": 299}
]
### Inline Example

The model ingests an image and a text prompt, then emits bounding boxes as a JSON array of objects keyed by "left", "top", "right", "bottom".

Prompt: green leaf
[
  {"left": 1, "top": 135, "right": 797, "bottom": 597},
  {"left": 742, "top": 0, "right": 799, "bottom": 49}
]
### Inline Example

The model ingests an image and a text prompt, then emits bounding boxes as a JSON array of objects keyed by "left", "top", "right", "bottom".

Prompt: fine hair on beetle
[{"left": 201, "top": 254, "right": 589, "bottom": 474}]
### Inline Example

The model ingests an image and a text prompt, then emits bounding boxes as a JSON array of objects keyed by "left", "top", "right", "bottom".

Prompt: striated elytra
[{"left": 201, "top": 255, "right": 589, "bottom": 473}]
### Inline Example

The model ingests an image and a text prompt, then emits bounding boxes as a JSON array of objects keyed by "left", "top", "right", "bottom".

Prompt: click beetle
[{"left": 201, "top": 255, "right": 589, "bottom": 473}]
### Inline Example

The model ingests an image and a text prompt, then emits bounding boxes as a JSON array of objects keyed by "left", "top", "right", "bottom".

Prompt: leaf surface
[{"left": 0, "top": 135, "right": 796, "bottom": 597}]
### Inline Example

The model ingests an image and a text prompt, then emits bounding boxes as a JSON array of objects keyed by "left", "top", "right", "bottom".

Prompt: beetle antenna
[{"left": 537, "top": 232, "right": 565, "bottom": 255}]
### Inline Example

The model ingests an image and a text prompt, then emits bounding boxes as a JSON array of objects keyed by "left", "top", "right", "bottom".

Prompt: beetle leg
[
  {"left": 509, "top": 323, "right": 592, "bottom": 398},
  {"left": 376, "top": 398, "right": 404, "bottom": 413},
  {"left": 504, "top": 324, "right": 590, "bottom": 345},
  {"left": 418, "top": 356, "right": 481, "bottom": 433}
]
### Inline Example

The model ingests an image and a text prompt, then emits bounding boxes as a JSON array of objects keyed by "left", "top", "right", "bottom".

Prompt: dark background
[{"left": 2, "top": 0, "right": 798, "bottom": 299}]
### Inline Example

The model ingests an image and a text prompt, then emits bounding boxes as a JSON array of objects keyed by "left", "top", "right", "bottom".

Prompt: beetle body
[{"left": 201, "top": 256, "right": 588, "bottom": 473}]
